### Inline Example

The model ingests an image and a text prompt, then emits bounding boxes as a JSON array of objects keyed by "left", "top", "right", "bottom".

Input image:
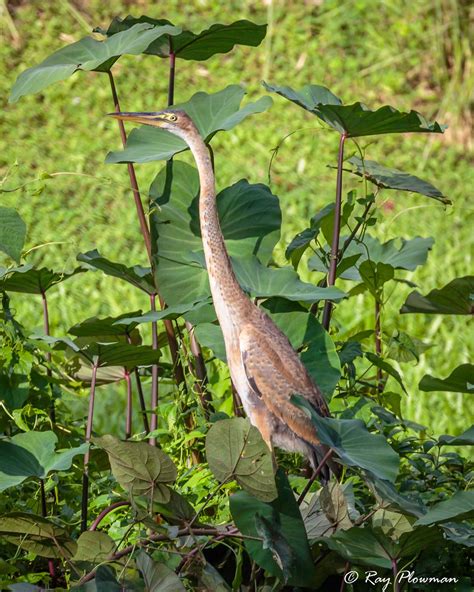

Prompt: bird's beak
[{"left": 107, "top": 112, "right": 166, "bottom": 127}]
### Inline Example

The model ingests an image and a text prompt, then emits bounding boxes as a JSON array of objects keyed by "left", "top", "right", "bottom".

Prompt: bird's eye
[{"left": 168, "top": 114, "right": 177, "bottom": 122}]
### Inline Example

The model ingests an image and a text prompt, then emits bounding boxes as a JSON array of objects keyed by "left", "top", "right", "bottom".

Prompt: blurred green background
[{"left": 1, "top": 0, "right": 472, "bottom": 435}]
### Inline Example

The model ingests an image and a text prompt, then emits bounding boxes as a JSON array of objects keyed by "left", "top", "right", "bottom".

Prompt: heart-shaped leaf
[
  {"left": 0, "top": 265, "right": 85, "bottom": 294},
  {"left": 230, "top": 469, "right": 316, "bottom": 587},
  {"left": 9, "top": 23, "right": 181, "bottom": 103},
  {"left": 106, "top": 86, "right": 272, "bottom": 164},
  {"left": 73, "top": 531, "right": 115, "bottom": 563},
  {"left": 0, "top": 208, "right": 26, "bottom": 263},
  {"left": 0, "top": 431, "right": 88, "bottom": 491},
  {"left": 206, "top": 417, "right": 277, "bottom": 502},
  {"left": 77, "top": 250, "right": 155, "bottom": 294},
  {"left": 135, "top": 551, "right": 186, "bottom": 591},
  {"left": 347, "top": 157, "right": 450, "bottom": 203},
  {"left": 149, "top": 161, "right": 281, "bottom": 306},
  {"left": 103, "top": 17, "right": 266, "bottom": 61},
  {"left": 0, "top": 512, "right": 77, "bottom": 558},
  {"left": 293, "top": 395, "right": 400, "bottom": 482},
  {"left": 94, "top": 435, "right": 177, "bottom": 503},
  {"left": 419, "top": 364, "right": 474, "bottom": 394},
  {"left": 400, "top": 276, "right": 474, "bottom": 315},
  {"left": 264, "top": 82, "right": 445, "bottom": 137}
]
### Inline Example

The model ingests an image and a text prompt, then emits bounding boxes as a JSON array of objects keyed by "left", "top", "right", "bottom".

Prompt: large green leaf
[
  {"left": 0, "top": 265, "right": 85, "bottom": 294},
  {"left": 77, "top": 250, "right": 155, "bottom": 294},
  {"left": 9, "top": 24, "right": 180, "bottom": 103},
  {"left": 0, "top": 208, "right": 26, "bottom": 263},
  {"left": 400, "top": 276, "right": 474, "bottom": 315},
  {"left": 149, "top": 161, "right": 281, "bottom": 305},
  {"left": 103, "top": 17, "right": 266, "bottom": 61},
  {"left": 293, "top": 395, "right": 399, "bottom": 482},
  {"left": 0, "top": 431, "right": 88, "bottom": 491},
  {"left": 262, "top": 300, "right": 341, "bottom": 397},
  {"left": 82, "top": 342, "right": 161, "bottom": 371},
  {"left": 205, "top": 418, "right": 277, "bottom": 502},
  {"left": 73, "top": 531, "right": 115, "bottom": 563},
  {"left": 113, "top": 300, "right": 211, "bottom": 326},
  {"left": 230, "top": 469, "right": 316, "bottom": 587},
  {"left": 94, "top": 435, "right": 177, "bottom": 503},
  {"left": 415, "top": 491, "right": 474, "bottom": 526},
  {"left": 264, "top": 82, "right": 445, "bottom": 137},
  {"left": 135, "top": 551, "right": 186, "bottom": 592},
  {"left": 106, "top": 86, "right": 272, "bottom": 164},
  {"left": 347, "top": 157, "right": 450, "bottom": 203},
  {"left": 68, "top": 311, "right": 142, "bottom": 338},
  {"left": 419, "top": 364, "right": 473, "bottom": 394},
  {"left": 0, "top": 512, "right": 77, "bottom": 559}
]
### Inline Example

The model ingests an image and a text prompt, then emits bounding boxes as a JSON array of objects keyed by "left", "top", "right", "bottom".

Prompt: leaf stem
[
  {"left": 89, "top": 501, "right": 131, "bottom": 531},
  {"left": 168, "top": 51, "right": 176, "bottom": 106},
  {"left": 322, "top": 133, "right": 347, "bottom": 330},
  {"left": 297, "top": 448, "right": 334, "bottom": 505},
  {"left": 41, "top": 290, "right": 55, "bottom": 423},
  {"left": 125, "top": 369, "right": 132, "bottom": 439},
  {"left": 149, "top": 293, "right": 159, "bottom": 446},
  {"left": 39, "top": 478, "right": 57, "bottom": 583},
  {"left": 81, "top": 359, "right": 99, "bottom": 532}
]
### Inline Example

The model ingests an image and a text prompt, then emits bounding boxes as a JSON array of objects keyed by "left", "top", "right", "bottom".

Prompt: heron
[{"left": 109, "top": 109, "right": 337, "bottom": 478}]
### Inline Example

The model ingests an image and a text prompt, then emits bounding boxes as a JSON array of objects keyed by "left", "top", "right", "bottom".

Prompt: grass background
[{"left": 1, "top": 0, "right": 472, "bottom": 435}]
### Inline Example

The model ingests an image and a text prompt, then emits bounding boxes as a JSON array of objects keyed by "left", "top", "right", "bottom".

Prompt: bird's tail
[{"left": 309, "top": 444, "right": 341, "bottom": 484}]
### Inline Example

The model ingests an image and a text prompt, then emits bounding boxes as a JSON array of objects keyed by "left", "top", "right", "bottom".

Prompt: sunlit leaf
[
  {"left": 419, "top": 364, "right": 474, "bottom": 394},
  {"left": 104, "top": 17, "right": 266, "bottom": 61},
  {"left": 264, "top": 82, "right": 445, "bottom": 137},
  {"left": 0, "top": 431, "right": 88, "bottom": 491},
  {"left": 0, "top": 208, "right": 26, "bottom": 263},
  {"left": 401, "top": 276, "right": 474, "bottom": 315},
  {"left": 0, "top": 265, "right": 85, "bottom": 294},
  {"left": 347, "top": 157, "right": 450, "bottom": 203},
  {"left": 9, "top": 24, "right": 180, "bottom": 102},
  {"left": 206, "top": 417, "right": 277, "bottom": 502},
  {"left": 106, "top": 86, "right": 272, "bottom": 164}
]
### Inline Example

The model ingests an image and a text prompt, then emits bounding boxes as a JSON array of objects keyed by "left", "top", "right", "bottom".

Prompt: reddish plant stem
[
  {"left": 134, "top": 368, "right": 150, "bottom": 434},
  {"left": 375, "top": 299, "right": 383, "bottom": 391},
  {"left": 39, "top": 479, "right": 56, "bottom": 583},
  {"left": 125, "top": 370, "right": 132, "bottom": 439},
  {"left": 322, "top": 133, "right": 347, "bottom": 331},
  {"left": 81, "top": 360, "right": 99, "bottom": 532},
  {"left": 392, "top": 557, "right": 400, "bottom": 592},
  {"left": 149, "top": 293, "right": 159, "bottom": 446},
  {"left": 89, "top": 501, "right": 131, "bottom": 531},
  {"left": 339, "top": 562, "right": 350, "bottom": 592},
  {"left": 41, "top": 290, "right": 56, "bottom": 423},
  {"left": 297, "top": 448, "right": 334, "bottom": 505},
  {"left": 168, "top": 51, "right": 176, "bottom": 106}
]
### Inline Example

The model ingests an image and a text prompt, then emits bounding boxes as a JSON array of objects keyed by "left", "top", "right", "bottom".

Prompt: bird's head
[{"left": 108, "top": 109, "right": 197, "bottom": 140}]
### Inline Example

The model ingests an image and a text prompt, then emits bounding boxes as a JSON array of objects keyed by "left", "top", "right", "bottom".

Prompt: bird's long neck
[{"left": 185, "top": 132, "right": 250, "bottom": 318}]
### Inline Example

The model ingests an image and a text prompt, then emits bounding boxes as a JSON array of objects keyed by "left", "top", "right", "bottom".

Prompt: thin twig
[
  {"left": 89, "top": 501, "right": 131, "bottom": 531},
  {"left": 297, "top": 448, "right": 334, "bottom": 505}
]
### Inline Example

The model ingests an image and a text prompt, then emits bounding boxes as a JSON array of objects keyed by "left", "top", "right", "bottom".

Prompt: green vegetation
[{"left": 0, "top": 1, "right": 472, "bottom": 589}]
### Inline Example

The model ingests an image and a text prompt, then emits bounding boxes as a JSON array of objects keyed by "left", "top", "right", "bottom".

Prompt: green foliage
[{"left": 1, "top": 4, "right": 472, "bottom": 591}]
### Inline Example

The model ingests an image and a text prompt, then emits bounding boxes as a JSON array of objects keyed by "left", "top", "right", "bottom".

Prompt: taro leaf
[
  {"left": 262, "top": 304, "right": 341, "bottom": 397},
  {"left": 195, "top": 323, "right": 227, "bottom": 361},
  {"left": 0, "top": 512, "right": 77, "bottom": 558},
  {"left": 347, "top": 157, "right": 449, "bottom": 203},
  {"left": 419, "top": 364, "right": 473, "bottom": 394},
  {"left": 365, "top": 352, "right": 407, "bottom": 393},
  {"left": 68, "top": 311, "right": 142, "bottom": 338},
  {"left": 0, "top": 431, "right": 88, "bottom": 491},
  {"left": 366, "top": 476, "right": 426, "bottom": 518},
  {"left": 359, "top": 260, "right": 394, "bottom": 298},
  {"left": 205, "top": 417, "right": 277, "bottom": 502},
  {"left": 73, "top": 531, "right": 115, "bottom": 563},
  {"left": 264, "top": 82, "right": 445, "bottom": 137},
  {"left": 255, "top": 513, "right": 293, "bottom": 581},
  {"left": 77, "top": 249, "right": 155, "bottom": 294},
  {"left": 442, "top": 522, "right": 474, "bottom": 548},
  {"left": 0, "top": 265, "right": 85, "bottom": 294},
  {"left": 285, "top": 203, "right": 335, "bottom": 269},
  {"left": 415, "top": 491, "right": 474, "bottom": 526},
  {"left": 106, "top": 86, "right": 272, "bottom": 164},
  {"left": 232, "top": 257, "right": 346, "bottom": 303},
  {"left": 230, "top": 469, "right": 316, "bottom": 587},
  {"left": 401, "top": 276, "right": 474, "bottom": 315},
  {"left": 439, "top": 426, "right": 474, "bottom": 446},
  {"left": 136, "top": 550, "right": 186, "bottom": 592},
  {"left": 149, "top": 161, "right": 281, "bottom": 305},
  {"left": 0, "top": 208, "right": 26, "bottom": 263},
  {"left": 324, "top": 527, "right": 392, "bottom": 568},
  {"left": 113, "top": 300, "right": 211, "bottom": 325},
  {"left": 9, "top": 24, "right": 180, "bottom": 103},
  {"left": 104, "top": 17, "right": 266, "bottom": 61},
  {"left": 94, "top": 435, "right": 177, "bottom": 503},
  {"left": 81, "top": 343, "right": 161, "bottom": 371},
  {"left": 293, "top": 395, "right": 400, "bottom": 482}
]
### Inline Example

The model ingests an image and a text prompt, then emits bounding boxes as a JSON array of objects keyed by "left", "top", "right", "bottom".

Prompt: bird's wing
[{"left": 239, "top": 322, "right": 327, "bottom": 447}]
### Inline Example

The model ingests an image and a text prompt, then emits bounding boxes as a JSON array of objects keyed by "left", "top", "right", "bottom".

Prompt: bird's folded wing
[{"left": 239, "top": 323, "right": 322, "bottom": 447}]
